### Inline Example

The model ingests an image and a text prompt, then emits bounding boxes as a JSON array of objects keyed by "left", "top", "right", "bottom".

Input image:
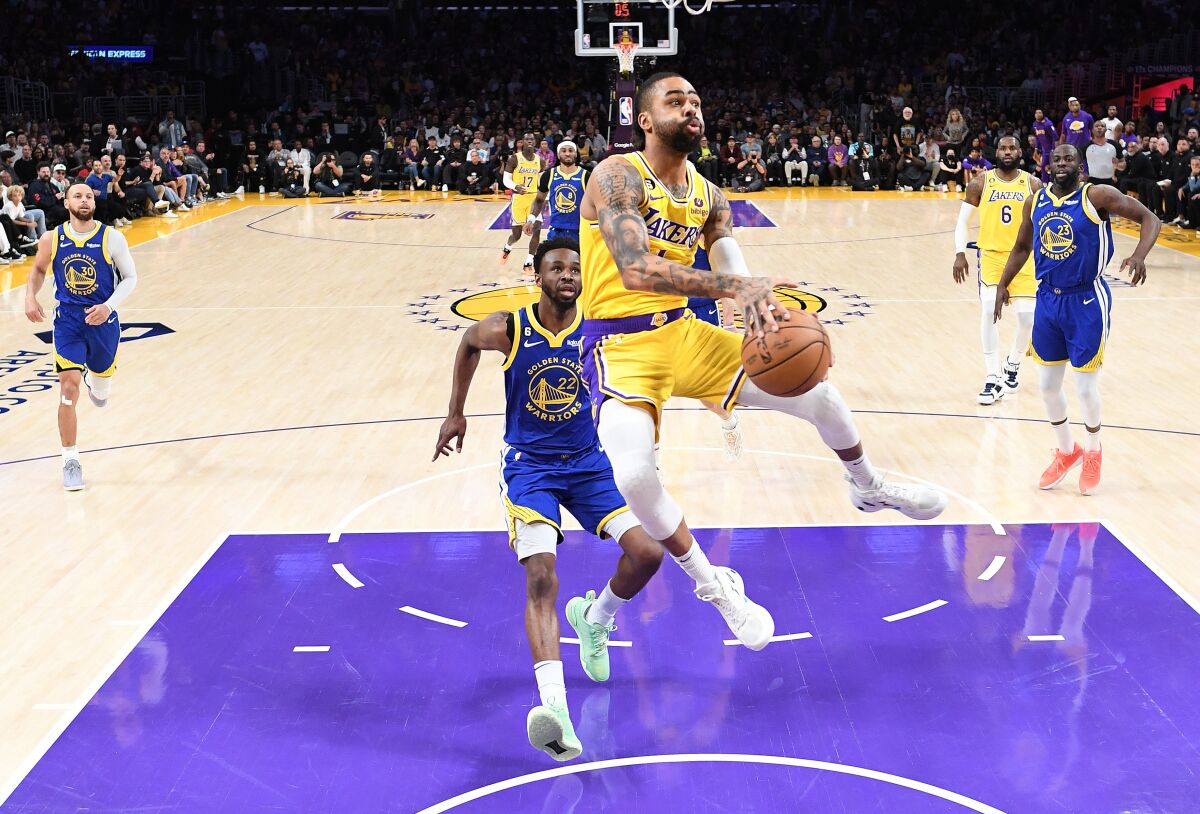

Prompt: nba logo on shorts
[{"left": 619, "top": 97, "right": 633, "bottom": 126}]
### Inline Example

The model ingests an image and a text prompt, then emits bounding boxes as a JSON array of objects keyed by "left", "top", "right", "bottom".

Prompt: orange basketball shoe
[
  {"left": 1039, "top": 444, "right": 1083, "bottom": 490},
  {"left": 1079, "top": 447, "right": 1102, "bottom": 495}
]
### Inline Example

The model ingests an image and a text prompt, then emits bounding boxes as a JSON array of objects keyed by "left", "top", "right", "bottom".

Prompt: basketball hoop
[
  {"left": 659, "top": 0, "right": 733, "bottom": 15},
  {"left": 615, "top": 39, "right": 639, "bottom": 76}
]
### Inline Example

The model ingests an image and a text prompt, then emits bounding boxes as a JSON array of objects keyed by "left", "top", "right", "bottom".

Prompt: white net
[
  {"left": 659, "top": 0, "right": 734, "bottom": 15},
  {"left": 615, "top": 41, "right": 639, "bottom": 75}
]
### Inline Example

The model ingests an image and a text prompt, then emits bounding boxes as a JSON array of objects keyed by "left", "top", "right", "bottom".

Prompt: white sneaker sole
[
  {"left": 526, "top": 707, "right": 581, "bottom": 762},
  {"left": 1040, "top": 457, "right": 1082, "bottom": 490},
  {"left": 850, "top": 489, "right": 949, "bottom": 521},
  {"left": 977, "top": 389, "right": 1004, "bottom": 405}
]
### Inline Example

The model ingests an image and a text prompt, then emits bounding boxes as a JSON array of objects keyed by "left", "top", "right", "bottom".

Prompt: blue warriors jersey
[
  {"left": 501, "top": 304, "right": 594, "bottom": 455},
  {"left": 1031, "top": 183, "right": 1113, "bottom": 291},
  {"left": 546, "top": 167, "right": 587, "bottom": 234},
  {"left": 50, "top": 223, "right": 119, "bottom": 306}
]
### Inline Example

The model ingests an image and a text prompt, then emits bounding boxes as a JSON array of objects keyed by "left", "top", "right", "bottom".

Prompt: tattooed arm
[{"left": 584, "top": 156, "right": 794, "bottom": 335}]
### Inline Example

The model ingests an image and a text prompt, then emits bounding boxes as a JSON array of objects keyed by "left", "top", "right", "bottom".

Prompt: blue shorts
[
  {"left": 53, "top": 304, "right": 120, "bottom": 376},
  {"left": 546, "top": 227, "right": 579, "bottom": 242},
  {"left": 1031, "top": 278, "right": 1111, "bottom": 371},
  {"left": 687, "top": 298, "right": 722, "bottom": 326},
  {"left": 500, "top": 443, "right": 629, "bottom": 545}
]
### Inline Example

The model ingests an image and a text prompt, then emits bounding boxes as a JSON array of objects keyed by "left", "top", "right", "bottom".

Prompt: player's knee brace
[
  {"left": 88, "top": 373, "right": 112, "bottom": 401},
  {"left": 514, "top": 520, "right": 558, "bottom": 562},
  {"left": 597, "top": 401, "right": 684, "bottom": 540}
]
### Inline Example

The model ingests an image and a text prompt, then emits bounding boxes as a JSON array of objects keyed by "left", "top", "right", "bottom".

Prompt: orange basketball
[{"left": 740, "top": 309, "right": 831, "bottom": 397}]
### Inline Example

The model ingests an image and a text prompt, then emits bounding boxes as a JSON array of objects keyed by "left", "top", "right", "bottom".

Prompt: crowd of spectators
[{"left": 1, "top": 0, "right": 1197, "bottom": 262}]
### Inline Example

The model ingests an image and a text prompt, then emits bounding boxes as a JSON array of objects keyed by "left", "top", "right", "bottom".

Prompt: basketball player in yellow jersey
[
  {"left": 952, "top": 135, "right": 1041, "bottom": 405},
  {"left": 579, "top": 73, "right": 947, "bottom": 649},
  {"left": 501, "top": 132, "right": 547, "bottom": 270}
]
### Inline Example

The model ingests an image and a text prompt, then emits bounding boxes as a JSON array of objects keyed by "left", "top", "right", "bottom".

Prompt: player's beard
[
  {"left": 67, "top": 204, "right": 93, "bottom": 223},
  {"left": 997, "top": 155, "right": 1019, "bottom": 172},
  {"left": 655, "top": 115, "right": 703, "bottom": 154},
  {"left": 1053, "top": 167, "right": 1080, "bottom": 188}
]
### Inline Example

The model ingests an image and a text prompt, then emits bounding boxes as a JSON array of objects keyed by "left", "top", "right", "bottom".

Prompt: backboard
[{"left": 576, "top": 0, "right": 678, "bottom": 57}]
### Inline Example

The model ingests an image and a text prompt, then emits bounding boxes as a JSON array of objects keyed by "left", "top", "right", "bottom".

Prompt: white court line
[
  {"left": 412, "top": 753, "right": 1006, "bottom": 814},
  {"left": 883, "top": 599, "right": 948, "bottom": 622},
  {"left": 1026, "top": 635, "right": 1065, "bottom": 642},
  {"left": 670, "top": 447, "right": 1005, "bottom": 536},
  {"left": 332, "top": 562, "right": 365, "bottom": 588},
  {"left": 0, "top": 203, "right": 248, "bottom": 296},
  {"left": 292, "top": 646, "right": 331, "bottom": 653},
  {"left": 560, "top": 636, "right": 632, "bottom": 648},
  {"left": 1103, "top": 519, "right": 1200, "bottom": 618},
  {"left": 724, "top": 631, "right": 813, "bottom": 646},
  {"left": 0, "top": 531, "right": 228, "bottom": 806},
  {"left": 327, "top": 461, "right": 497, "bottom": 542},
  {"left": 30, "top": 704, "right": 70, "bottom": 711},
  {"left": 399, "top": 606, "right": 468, "bottom": 628},
  {"left": 977, "top": 555, "right": 1007, "bottom": 581}
]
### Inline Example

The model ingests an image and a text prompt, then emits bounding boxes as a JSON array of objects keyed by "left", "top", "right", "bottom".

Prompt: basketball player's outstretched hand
[
  {"left": 735, "top": 277, "right": 796, "bottom": 338},
  {"left": 432, "top": 415, "right": 467, "bottom": 461},
  {"left": 24, "top": 297, "right": 45, "bottom": 323},
  {"left": 1119, "top": 256, "right": 1147, "bottom": 286}
]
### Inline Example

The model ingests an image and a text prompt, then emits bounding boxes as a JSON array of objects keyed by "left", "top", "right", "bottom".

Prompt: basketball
[{"left": 740, "top": 309, "right": 831, "bottom": 397}]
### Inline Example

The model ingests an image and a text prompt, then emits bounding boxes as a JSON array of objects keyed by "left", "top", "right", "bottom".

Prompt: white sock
[
  {"left": 1085, "top": 426, "right": 1101, "bottom": 452},
  {"left": 585, "top": 582, "right": 627, "bottom": 627},
  {"left": 1051, "top": 420, "right": 1075, "bottom": 453},
  {"left": 842, "top": 453, "right": 880, "bottom": 489},
  {"left": 533, "top": 660, "right": 566, "bottom": 708},
  {"left": 720, "top": 413, "right": 739, "bottom": 431},
  {"left": 503, "top": 241, "right": 513, "bottom": 251},
  {"left": 1004, "top": 354, "right": 1021, "bottom": 372},
  {"left": 524, "top": 253, "right": 534, "bottom": 266},
  {"left": 62, "top": 445, "right": 79, "bottom": 463},
  {"left": 672, "top": 540, "right": 717, "bottom": 587}
]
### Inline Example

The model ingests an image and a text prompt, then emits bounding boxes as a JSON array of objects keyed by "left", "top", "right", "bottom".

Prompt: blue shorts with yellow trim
[
  {"left": 500, "top": 443, "right": 629, "bottom": 546},
  {"left": 1031, "top": 278, "right": 1111, "bottom": 371},
  {"left": 53, "top": 304, "right": 120, "bottom": 376},
  {"left": 581, "top": 311, "right": 746, "bottom": 432},
  {"left": 686, "top": 298, "right": 721, "bottom": 326}
]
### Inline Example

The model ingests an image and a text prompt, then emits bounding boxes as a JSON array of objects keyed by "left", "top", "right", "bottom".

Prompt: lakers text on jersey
[{"left": 977, "top": 169, "right": 1036, "bottom": 297}]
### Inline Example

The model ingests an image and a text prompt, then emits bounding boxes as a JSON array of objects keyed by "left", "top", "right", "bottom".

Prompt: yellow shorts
[
  {"left": 581, "top": 313, "right": 746, "bottom": 431},
  {"left": 980, "top": 250, "right": 1036, "bottom": 298},
  {"left": 510, "top": 193, "right": 536, "bottom": 223}
]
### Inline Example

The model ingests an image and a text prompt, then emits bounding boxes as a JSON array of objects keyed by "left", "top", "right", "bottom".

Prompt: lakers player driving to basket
[{"left": 579, "top": 73, "right": 948, "bottom": 648}]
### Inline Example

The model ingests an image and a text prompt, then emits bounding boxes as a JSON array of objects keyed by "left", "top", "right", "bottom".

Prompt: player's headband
[{"left": 556, "top": 141, "right": 577, "bottom": 155}]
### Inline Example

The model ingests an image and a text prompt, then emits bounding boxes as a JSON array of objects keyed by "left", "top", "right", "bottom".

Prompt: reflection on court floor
[{"left": 6, "top": 522, "right": 1199, "bottom": 813}]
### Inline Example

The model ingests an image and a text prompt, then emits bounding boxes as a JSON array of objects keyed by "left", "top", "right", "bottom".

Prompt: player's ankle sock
[
  {"left": 585, "top": 582, "right": 627, "bottom": 627},
  {"left": 842, "top": 453, "right": 880, "bottom": 489},
  {"left": 1085, "top": 427, "right": 1101, "bottom": 451},
  {"left": 1051, "top": 419, "right": 1075, "bottom": 453},
  {"left": 503, "top": 242, "right": 513, "bottom": 252},
  {"left": 720, "top": 413, "right": 739, "bottom": 431},
  {"left": 524, "top": 253, "right": 534, "bottom": 266},
  {"left": 673, "top": 540, "right": 717, "bottom": 587},
  {"left": 61, "top": 445, "right": 79, "bottom": 463},
  {"left": 1005, "top": 355, "right": 1021, "bottom": 371},
  {"left": 534, "top": 660, "right": 566, "bottom": 708}
]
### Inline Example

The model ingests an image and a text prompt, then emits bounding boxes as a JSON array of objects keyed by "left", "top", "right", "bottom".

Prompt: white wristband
[{"left": 526, "top": 214, "right": 541, "bottom": 224}]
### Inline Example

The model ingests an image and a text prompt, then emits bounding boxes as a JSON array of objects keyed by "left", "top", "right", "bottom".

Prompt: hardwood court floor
[{"left": 0, "top": 187, "right": 1196, "bottom": 794}]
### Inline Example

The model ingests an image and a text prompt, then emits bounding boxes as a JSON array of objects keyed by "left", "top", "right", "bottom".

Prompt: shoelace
[
  {"left": 587, "top": 622, "right": 615, "bottom": 658},
  {"left": 1082, "top": 454, "right": 1101, "bottom": 477}
]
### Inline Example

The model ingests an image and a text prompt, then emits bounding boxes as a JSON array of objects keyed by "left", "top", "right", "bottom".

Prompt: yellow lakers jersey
[
  {"left": 513, "top": 152, "right": 541, "bottom": 196},
  {"left": 580, "top": 152, "right": 712, "bottom": 320},
  {"left": 977, "top": 169, "right": 1033, "bottom": 253}
]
